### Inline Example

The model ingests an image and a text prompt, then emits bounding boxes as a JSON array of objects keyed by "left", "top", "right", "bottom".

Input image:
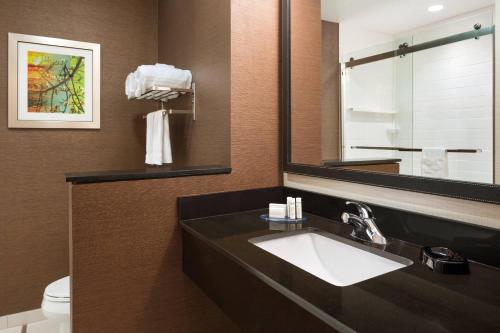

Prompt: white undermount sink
[{"left": 249, "top": 229, "right": 413, "bottom": 287}]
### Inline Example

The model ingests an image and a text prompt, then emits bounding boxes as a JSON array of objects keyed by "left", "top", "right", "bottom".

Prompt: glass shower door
[
  {"left": 340, "top": 10, "right": 494, "bottom": 183},
  {"left": 341, "top": 40, "right": 414, "bottom": 169}
]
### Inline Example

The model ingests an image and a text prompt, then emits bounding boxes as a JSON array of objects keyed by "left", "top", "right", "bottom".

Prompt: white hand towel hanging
[
  {"left": 421, "top": 147, "right": 448, "bottom": 178},
  {"left": 162, "top": 111, "right": 173, "bottom": 164},
  {"left": 145, "top": 110, "right": 165, "bottom": 165}
]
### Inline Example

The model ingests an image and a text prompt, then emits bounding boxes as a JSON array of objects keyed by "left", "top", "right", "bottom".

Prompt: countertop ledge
[
  {"left": 181, "top": 209, "right": 500, "bottom": 333},
  {"left": 66, "top": 165, "right": 231, "bottom": 184}
]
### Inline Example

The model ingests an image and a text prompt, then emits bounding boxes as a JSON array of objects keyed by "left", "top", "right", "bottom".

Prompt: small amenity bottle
[
  {"left": 289, "top": 198, "right": 296, "bottom": 219},
  {"left": 286, "top": 197, "right": 294, "bottom": 219},
  {"left": 296, "top": 197, "right": 302, "bottom": 219}
]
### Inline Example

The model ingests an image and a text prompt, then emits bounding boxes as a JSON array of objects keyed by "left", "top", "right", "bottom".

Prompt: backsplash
[
  {"left": 179, "top": 185, "right": 499, "bottom": 269},
  {"left": 178, "top": 185, "right": 500, "bottom": 267},
  {"left": 284, "top": 187, "right": 500, "bottom": 267}
]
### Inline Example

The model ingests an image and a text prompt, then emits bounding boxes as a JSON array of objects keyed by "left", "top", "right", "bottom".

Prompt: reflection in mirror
[{"left": 290, "top": 0, "right": 496, "bottom": 184}]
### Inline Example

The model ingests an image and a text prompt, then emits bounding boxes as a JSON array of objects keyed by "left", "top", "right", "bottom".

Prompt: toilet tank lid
[{"left": 44, "top": 276, "right": 70, "bottom": 299}]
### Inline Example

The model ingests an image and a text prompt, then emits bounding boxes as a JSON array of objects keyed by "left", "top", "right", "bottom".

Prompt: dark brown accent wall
[
  {"left": 0, "top": 0, "right": 157, "bottom": 316},
  {"left": 321, "top": 21, "right": 341, "bottom": 161},
  {"left": 290, "top": 0, "right": 323, "bottom": 165},
  {"left": 70, "top": 0, "right": 281, "bottom": 332},
  {"left": 158, "top": 0, "right": 230, "bottom": 167}
]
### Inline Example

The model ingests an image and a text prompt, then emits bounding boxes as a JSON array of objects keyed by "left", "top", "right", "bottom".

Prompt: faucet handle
[{"left": 346, "top": 201, "right": 374, "bottom": 219}]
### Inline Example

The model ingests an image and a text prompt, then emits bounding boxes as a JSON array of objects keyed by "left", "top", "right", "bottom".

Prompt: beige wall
[
  {"left": 285, "top": 173, "right": 500, "bottom": 230},
  {"left": 0, "top": 0, "right": 157, "bottom": 316}
]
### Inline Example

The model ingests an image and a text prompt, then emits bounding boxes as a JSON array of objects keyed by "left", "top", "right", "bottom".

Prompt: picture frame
[{"left": 8, "top": 33, "right": 100, "bottom": 129}]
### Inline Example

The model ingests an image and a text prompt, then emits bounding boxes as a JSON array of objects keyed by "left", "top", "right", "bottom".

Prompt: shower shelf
[
  {"left": 131, "top": 83, "right": 196, "bottom": 121},
  {"left": 347, "top": 107, "right": 396, "bottom": 114}
]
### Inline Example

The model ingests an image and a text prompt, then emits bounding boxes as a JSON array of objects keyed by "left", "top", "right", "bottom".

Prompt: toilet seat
[
  {"left": 43, "top": 276, "right": 70, "bottom": 303},
  {"left": 42, "top": 276, "right": 71, "bottom": 325}
]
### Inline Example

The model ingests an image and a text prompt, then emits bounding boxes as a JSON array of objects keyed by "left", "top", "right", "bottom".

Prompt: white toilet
[{"left": 41, "top": 276, "right": 70, "bottom": 333}]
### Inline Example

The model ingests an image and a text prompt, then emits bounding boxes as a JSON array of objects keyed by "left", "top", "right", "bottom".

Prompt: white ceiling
[{"left": 321, "top": 0, "right": 495, "bottom": 35}]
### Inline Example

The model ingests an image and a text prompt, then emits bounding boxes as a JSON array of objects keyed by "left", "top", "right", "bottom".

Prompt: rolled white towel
[
  {"left": 135, "top": 64, "right": 175, "bottom": 79},
  {"left": 133, "top": 64, "right": 192, "bottom": 97},
  {"left": 125, "top": 73, "right": 138, "bottom": 99}
]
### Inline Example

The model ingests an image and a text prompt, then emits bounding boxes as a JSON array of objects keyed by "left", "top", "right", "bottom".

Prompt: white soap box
[{"left": 269, "top": 203, "right": 287, "bottom": 219}]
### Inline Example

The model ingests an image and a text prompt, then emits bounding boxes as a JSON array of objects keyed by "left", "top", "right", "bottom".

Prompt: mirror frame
[{"left": 281, "top": 0, "right": 500, "bottom": 204}]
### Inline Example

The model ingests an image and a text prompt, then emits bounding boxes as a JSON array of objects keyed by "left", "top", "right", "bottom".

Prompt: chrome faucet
[{"left": 341, "top": 201, "right": 387, "bottom": 245}]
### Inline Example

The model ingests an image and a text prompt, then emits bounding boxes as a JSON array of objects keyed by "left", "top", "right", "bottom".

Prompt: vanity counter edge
[{"left": 66, "top": 165, "right": 231, "bottom": 184}]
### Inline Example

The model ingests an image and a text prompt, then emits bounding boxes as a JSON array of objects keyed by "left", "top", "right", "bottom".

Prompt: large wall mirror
[{"left": 282, "top": 0, "right": 500, "bottom": 203}]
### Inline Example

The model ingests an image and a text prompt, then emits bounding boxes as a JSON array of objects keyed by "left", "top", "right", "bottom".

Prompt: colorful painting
[
  {"left": 8, "top": 33, "right": 100, "bottom": 129},
  {"left": 27, "top": 51, "right": 85, "bottom": 114}
]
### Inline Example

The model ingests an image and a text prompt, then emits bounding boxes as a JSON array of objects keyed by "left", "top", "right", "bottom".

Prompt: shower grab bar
[
  {"left": 350, "top": 146, "right": 483, "bottom": 153},
  {"left": 345, "top": 24, "right": 494, "bottom": 69}
]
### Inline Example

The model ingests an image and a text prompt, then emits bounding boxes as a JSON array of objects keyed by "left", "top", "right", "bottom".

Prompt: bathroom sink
[{"left": 249, "top": 229, "right": 413, "bottom": 287}]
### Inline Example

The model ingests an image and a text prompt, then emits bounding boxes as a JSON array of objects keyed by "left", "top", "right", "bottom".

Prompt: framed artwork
[{"left": 8, "top": 33, "right": 100, "bottom": 129}]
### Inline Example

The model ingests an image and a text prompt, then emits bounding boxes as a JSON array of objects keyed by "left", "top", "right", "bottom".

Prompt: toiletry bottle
[
  {"left": 289, "top": 198, "right": 296, "bottom": 219},
  {"left": 286, "top": 197, "right": 293, "bottom": 218},
  {"left": 296, "top": 197, "right": 302, "bottom": 219}
]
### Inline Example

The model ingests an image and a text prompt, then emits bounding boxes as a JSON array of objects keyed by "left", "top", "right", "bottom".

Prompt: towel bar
[
  {"left": 142, "top": 108, "right": 193, "bottom": 118},
  {"left": 132, "top": 83, "right": 196, "bottom": 121}
]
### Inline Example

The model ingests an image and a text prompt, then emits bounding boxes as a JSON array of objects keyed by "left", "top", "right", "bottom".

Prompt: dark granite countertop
[
  {"left": 66, "top": 165, "right": 231, "bottom": 184},
  {"left": 181, "top": 209, "right": 500, "bottom": 332},
  {"left": 323, "top": 158, "right": 402, "bottom": 167}
]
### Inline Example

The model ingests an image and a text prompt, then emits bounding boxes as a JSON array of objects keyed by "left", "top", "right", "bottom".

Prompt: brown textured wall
[
  {"left": 71, "top": 0, "right": 281, "bottom": 332},
  {"left": 157, "top": 0, "right": 230, "bottom": 167},
  {"left": 0, "top": 0, "right": 157, "bottom": 316},
  {"left": 290, "top": 0, "right": 322, "bottom": 165},
  {"left": 321, "top": 21, "right": 341, "bottom": 161}
]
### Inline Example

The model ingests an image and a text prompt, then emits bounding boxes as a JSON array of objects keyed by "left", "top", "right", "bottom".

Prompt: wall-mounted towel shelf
[{"left": 132, "top": 83, "right": 196, "bottom": 121}]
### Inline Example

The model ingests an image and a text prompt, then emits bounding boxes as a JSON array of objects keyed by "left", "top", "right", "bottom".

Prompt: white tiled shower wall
[
  {"left": 342, "top": 9, "right": 494, "bottom": 183},
  {"left": 408, "top": 12, "right": 494, "bottom": 183}
]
